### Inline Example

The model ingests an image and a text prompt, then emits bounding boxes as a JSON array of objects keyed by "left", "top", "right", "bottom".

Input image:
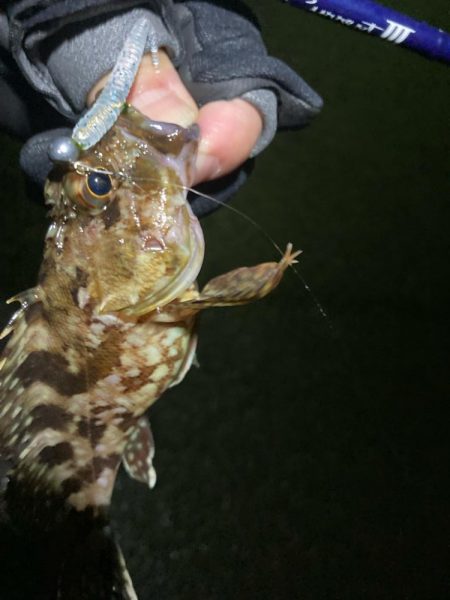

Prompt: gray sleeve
[{"left": 176, "top": 2, "right": 322, "bottom": 129}]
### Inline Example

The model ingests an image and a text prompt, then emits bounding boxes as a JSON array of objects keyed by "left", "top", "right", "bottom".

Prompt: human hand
[{"left": 87, "top": 51, "right": 263, "bottom": 187}]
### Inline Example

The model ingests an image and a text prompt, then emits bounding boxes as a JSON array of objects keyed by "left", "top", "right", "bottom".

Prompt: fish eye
[
  {"left": 79, "top": 170, "right": 115, "bottom": 210},
  {"left": 63, "top": 168, "right": 117, "bottom": 212},
  {"left": 86, "top": 171, "right": 112, "bottom": 197}
]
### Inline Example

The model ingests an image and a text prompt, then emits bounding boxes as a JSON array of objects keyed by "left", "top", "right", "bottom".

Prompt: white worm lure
[{"left": 71, "top": 17, "right": 155, "bottom": 150}]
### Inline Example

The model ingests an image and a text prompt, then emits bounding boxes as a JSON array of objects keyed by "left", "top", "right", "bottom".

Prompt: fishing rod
[{"left": 283, "top": 0, "right": 450, "bottom": 64}]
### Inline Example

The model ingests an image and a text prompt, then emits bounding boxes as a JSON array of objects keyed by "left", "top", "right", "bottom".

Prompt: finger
[
  {"left": 87, "top": 52, "right": 199, "bottom": 127},
  {"left": 194, "top": 98, "right": 263, "bottom": 185}
]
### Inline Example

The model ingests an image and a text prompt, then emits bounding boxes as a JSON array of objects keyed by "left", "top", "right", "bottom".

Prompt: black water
[{"left": 0, "top": 1, "right": 448, "bottom": 598}]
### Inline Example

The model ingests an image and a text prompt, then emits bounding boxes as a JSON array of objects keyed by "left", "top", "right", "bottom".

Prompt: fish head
[{"left": 44, "top": 106, "right": 204, "bottom": 315}]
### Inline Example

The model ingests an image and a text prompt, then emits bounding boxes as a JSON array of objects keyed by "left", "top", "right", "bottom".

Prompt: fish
[{"left": 0, "top": 104, "right": 300, "bottom": 599}]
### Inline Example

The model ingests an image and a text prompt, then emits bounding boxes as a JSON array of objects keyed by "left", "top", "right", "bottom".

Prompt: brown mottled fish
[{"left": 0, "top": 20, "right": 299, "bottom": 600}]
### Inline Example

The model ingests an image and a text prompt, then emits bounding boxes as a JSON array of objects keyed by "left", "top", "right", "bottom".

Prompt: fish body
[
  {"left": 1, "top": 107, "right": 202, "bottom": 521},
  {"left": 0, "top": 106, "right": 298, "bottom": 598}
]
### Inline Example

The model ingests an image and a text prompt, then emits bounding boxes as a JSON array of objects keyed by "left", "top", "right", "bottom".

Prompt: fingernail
[{"left": 132, "top": 89, "right": 197, "bottom": 127}]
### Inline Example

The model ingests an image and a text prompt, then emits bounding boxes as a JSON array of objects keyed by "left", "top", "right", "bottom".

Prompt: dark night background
[{"left": 0, "top": 1, "right": 448, "bottom": 598}]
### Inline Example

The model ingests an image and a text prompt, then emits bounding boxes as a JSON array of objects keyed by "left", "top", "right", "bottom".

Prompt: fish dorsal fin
[
  {"left": 0, "top": 287, "right": 41, "bottom": 341},
  {"left": 122, "top": 416, "right": 156, "bottom": 489}
]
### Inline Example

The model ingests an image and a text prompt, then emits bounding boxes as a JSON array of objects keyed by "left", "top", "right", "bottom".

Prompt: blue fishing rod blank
[{"left": 284, "top": 0, "right": 450, "bottom": 64}]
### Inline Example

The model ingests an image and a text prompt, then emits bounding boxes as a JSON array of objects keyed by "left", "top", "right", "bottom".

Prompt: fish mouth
[{"left": 116, "top": 203, "right": 204, "bottom": 317}]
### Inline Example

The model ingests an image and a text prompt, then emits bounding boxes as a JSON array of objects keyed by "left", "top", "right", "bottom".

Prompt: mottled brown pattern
[
  {"left": 75, "top": 267, "right": 89, "bottom": 288},
  {"left": 75, "top": 418, "right": 106, "bottom": 444},
  {"left": 69, "top": 268, "right": 89, "bottom": 305},
  {"left": 37, "top": 254, "right": 55, "bottom": 286},
  {"left": 116, "top": 412, "right": 137, "bottom": 433},
  {"left": 121, "top": 365, "right": 157, "bottom": 392},
  {"left": 86, "top": 328, "right": 124, "bottom": 383},
  {"left": 61, "top": 476, "right": 83, "bottom": 496},
  {"left": 69, "top": 286, "right": 79, "bottom": 306},
  {"left": 75, "top": 465, "right": 96, "bottom": 484},
  {"left": 15, "top": 350, "right": 87, "bottom": 395},
  {"left": 24, "top": 301, "right": 44, "bottom": 325},
  {"left": 41, "top": 265, "right": 85, "bottom": 322},
  {"left": 75, "top": 457, "right": 119, "bottom": 485},
  {"left": 92, "top": 454, "right": 120, "bottom": 474},
  {"left": 38, "top": 442, "right": 73, "bottom": 466},
  {"left": 101, "top": 196, "right": 121, "bottom": 229},
  {"left": 29, "top": 404, "right": 71, "bottom": 432},
  {"left": 89, "top": 422, "right": 107, "bottom": 445},
  {"left": 76, "top": 418, "right": 90, "bottom": 438}
]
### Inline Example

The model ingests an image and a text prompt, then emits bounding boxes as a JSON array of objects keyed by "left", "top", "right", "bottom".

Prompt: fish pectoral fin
[
  {"left": 175, "top": 244, "right": 301, "bottom": 309},
  {"left": 122, "top": 416, "right": 156, "bottom": 489}
]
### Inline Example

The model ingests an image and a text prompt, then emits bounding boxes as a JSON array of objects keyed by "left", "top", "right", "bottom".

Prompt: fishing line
[{"left": 184, "top": 184, "right": 332, "bottom": 327}]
